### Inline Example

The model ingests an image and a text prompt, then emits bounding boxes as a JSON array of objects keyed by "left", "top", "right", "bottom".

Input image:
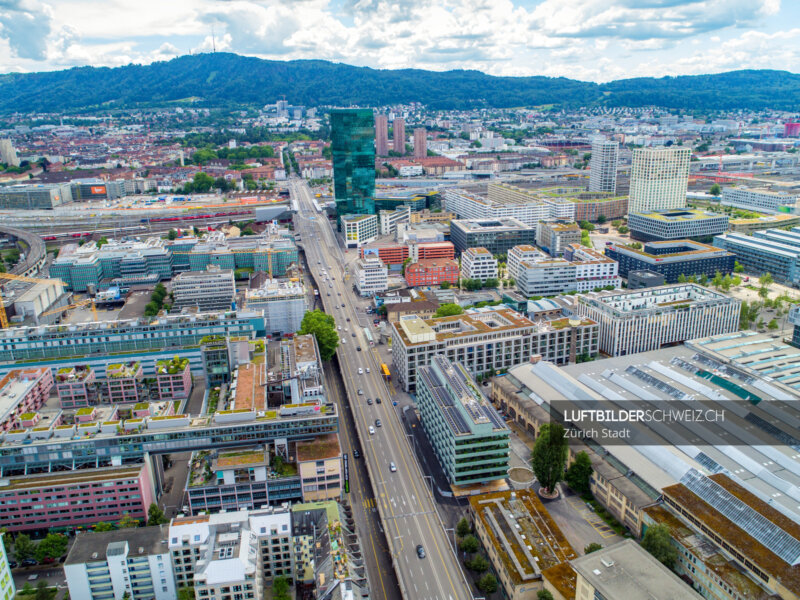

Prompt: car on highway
[
  {"left": 358, "top": 389, "right": 364, "bottom": 395},
  {"left": 341, "top": 303, "right": 346, "bottom": 308},
  {"left": 390, "top": 462, "right": 397, "bottom": 472},
  {"left": 367, "top": 398, "right": 373, "bottom": 405},
  {"left": 366, "top": 368, "right": 370, "bottom": 373},
  {"left": 375, "top": 397, "right": 381, "bottom": 404},
  {"left": 8, "top": 561, "right": 16, "bottom": 569},
  {"left": 346, "top": 317, "right": 351, "bottom": 322},
  {"left": 369, "top": 426, "right": 375, "bottom": 435},
  {"left": 358, "top": 368, "right": 363, "bottom": 375},
  {"left": 338, "top": 326, "right": 342, "bottom": 330},
  {"left": 375, "top": 418, "right": 382, "bottom": 428},
  {"left": 353, "top": 449, "right": 361, "bottom": 458},
  {"left": 416, "top": 545, "right": 426, "bottom": 559},
  {"left": 357, "top": 346, "right": 362, "bottom": 351},
  {"left": 342, "top": 339, "right": 347, "bottom": 344},
  {"left": 351, "top": 333, "right": 356, "bottom": 338},
  {"left": 327, "top": 292, "right": 330, "bottom": 296}
]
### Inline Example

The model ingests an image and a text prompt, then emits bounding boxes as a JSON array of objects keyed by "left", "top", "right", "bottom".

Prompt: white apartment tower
[
  {"left": 588, "top": 139, "right": 619, "bottom": 194},
  {"left": 460, "top": 247, "right": 499, "bottom": 282},
  {"left": 628, "top": 147, "right": 691, "bottom": 214}
]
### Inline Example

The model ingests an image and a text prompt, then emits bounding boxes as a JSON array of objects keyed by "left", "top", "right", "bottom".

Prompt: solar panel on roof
[{"left": 681, "top": 469, "right": 800, "bottom": 565}]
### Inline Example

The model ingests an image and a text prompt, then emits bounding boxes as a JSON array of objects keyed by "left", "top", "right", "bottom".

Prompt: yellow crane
[
  {"left": 40, "top": 297, "right": 98, "bottom": 322},
  {"left": 0, "top": 272, "right": 68, "bottom": 329}
]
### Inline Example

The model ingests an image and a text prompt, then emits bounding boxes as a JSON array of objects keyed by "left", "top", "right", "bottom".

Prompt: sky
[{"left": 0, "top": 0, "right": 798, "bottom": 82}]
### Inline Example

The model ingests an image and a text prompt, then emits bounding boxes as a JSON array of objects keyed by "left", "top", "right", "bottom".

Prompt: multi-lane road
[{"left": 291, "top": 178, "right": 472, "bottom": 600}]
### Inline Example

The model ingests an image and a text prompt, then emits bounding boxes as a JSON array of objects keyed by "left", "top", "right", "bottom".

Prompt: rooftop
[
  {"left": 296, "top": 433, "right": 341, "bottom": 462},
  {"left": 213, "top": 448, "right": 268, "bottom": 470},
  {"left": 66, "top": 524, "right": 167, "bottom": 565},
  {"left": 579, "top": 283, "right": 736, "bottom": 314},
  {"left": 394, "top": 307, "right": 535, "bottom": 348},
  {"left": 630, "top": 208, "right": 728, "bottom": 222}
]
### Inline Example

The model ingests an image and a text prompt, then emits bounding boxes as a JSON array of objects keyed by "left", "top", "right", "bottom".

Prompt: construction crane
[
  {"left": 40, "top": 297, "right": 98, "bottom": 323},
  {"left": 0, "top": 272, "right": 68, "bottom": 329}
]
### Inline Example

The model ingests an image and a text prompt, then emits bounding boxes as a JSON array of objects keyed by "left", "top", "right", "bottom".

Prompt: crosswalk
[{"left": 363, "top": 497, "right": 377, "bottom": 509}]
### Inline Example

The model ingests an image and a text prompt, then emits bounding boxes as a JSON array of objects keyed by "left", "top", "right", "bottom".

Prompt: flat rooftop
[
  {"left": 213, "top": 448, "right": 268, "bottom": 470},
  {"left": 66, "top": 525, "right": 167, "bottom": 565},
  {"left": 581, "top": 283, "right": 735, "bottom": 314},
  {"left": 232, "top": 362, "right": 265, "bottom": 411},
  {"left": 394, "top": 307, "right": 534, "bottom": 348},
  {"left": 296, "top": 433, "right": 340, "bottom": 462},
  {"left": 631, "top": 208, "right": 727, "bottom": 222}
]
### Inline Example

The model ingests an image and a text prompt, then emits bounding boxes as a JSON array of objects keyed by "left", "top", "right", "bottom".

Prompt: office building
[
  {"left": 460, "top": 247, "right": 498, "bottom": 282},
  {"left": 171, "top": 266, "right": 235, "bottom": 312},
  {"left": 470, "top": 490, "right": 576, "bottom": 600},
  {"left": 374, "top": 113, "right": 388, "bottom": 157},
  {"left": 627, "top": 269, "right": 666, "bottom": 289},
  {"left": 444, "top": 187, "right": 574, "bottom": 227},
  {"left": 186, "top": 228, "right": 297, "bottom": 278},
  {"left": 536, "top": 222, "right": 582, "bottom": 257},
  {"left": 0, "top": 182, "right": 72, "bottom": 210},
  {"left": 0, "top": 464, "right": 154, "bottom": 533},
  {"left": 331, "top": 108, "right": 376, "bottom": 216},
  {"left": 729, "top": 212, "right": 800, "bottom": 234},
  {"left": 722, "top": 185, "right": 800, "bottom": 214},
  {"left": 588, "top": 138, "right": 619, "bottom": 194},
  {"left": 450, "top": 218, "right": 536, "bottom": 256},
  {"left": 355, "top": 257, "right": 388, "bottom": 296},
  {"left": 417, "top": 355, "right": 509, "bottom": 486},
  {"left": 628, "top": 146, "right": 691, "bottom": 213},
  {"left": 511, "top": 244, "right": 621, "bottom": 296},
  {"left": 713, "top": 227, "right": 800, "bottom": 284},
  {"left": 393, "top": 117, "right": 406, "bottom": 155},
  {"left": 245, "top": 279, "right": 308, "bottom": 336},
  {"left": 0, "top": 138, "right": 19, "bottom": 167},
  {"left": 391, "top": 307, "right": 536, "bottom": 391},
  {"left": 605, "top": 240, "right": 736, "bottom": 283},
  {"left": 65, "top": 528, "right": 177, "bottom": 600},
  {"left": 413, "top": 127, "right": 427, "bottom": 159},
  {"left": 341, "top": 213, "right": 379, "bottom": 248},
  {"left": 572, "top": 540, "right": 702, "bottom": 600},
  {"left": 628, "top": 209, "right": 729, "bottom": 242},
  {"left": 576, "top": 284, "right": 740, "bottom": 356},
  {"left": 70, "top": 179, "right": 126, "bottom": 201},
  {"left": 378, "top": 205, "right": 411, "bottom": 235},
  {"left": 405, "top": 258, "right": 459, "bottom": 287}
]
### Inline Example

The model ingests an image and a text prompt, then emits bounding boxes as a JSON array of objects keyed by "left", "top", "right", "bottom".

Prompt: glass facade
[{"left": 331, "top": 108, "right": 376, "bottom": 217}]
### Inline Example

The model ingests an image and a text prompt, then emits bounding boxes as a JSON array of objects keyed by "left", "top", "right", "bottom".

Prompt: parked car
[{"left": 21, "top": 559, "right": 37, "bottom": 567}]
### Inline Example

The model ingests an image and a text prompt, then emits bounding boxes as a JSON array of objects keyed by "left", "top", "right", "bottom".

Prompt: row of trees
[{"left": 144, "top": 282, "right": 170, "bottom": 317}]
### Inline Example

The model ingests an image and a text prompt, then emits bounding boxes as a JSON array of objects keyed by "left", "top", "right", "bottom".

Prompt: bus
[
  {"left": 363, "top": 327, "right": 374, "bottom": 347},
  {"left": 381, "top": 363, "right": 391, "bottom": 381}
]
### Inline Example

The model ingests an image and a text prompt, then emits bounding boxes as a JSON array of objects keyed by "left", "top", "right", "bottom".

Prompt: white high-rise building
[
  {"left": 0, "top": 139, "right": 19, "bottom": 167},
  {"left": 355, "top": 257, "right": 388, "bottom": 296},
  {"left": 460, "top": 247, "right": 499, "bottom": 282},
  {"left": 588, "top": 139, "right": 619, "bottom": 194},
  {"left": 628, "top": 147, "right": 691, "bottom": 214}
]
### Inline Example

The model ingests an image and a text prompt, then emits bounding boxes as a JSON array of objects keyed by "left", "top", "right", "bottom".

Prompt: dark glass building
[
  {"left": 605, "top": 240, "right": 736, "bottom": 283},
  {"left": 331, "top": 108, "right": 376, "bottom": 217}
]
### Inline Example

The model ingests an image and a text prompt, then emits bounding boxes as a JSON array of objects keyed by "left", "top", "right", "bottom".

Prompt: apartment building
[
  {"left": 374, "top": 114, "right": 388, "bottom": 157},
  {"left": 511, "top": 244, "right": 620, "bottom": 296},
  {"left": 722, "top": 185, "right": 800, "bottom": 214},
  {"left": 65, "top": 528, "right": 177, "bottom": 600},
  {"left": 0, "top": 464, "right": 155, "bottom": 533},
  {"left": 450, "top": 218, "right": 537, "bottom": 255},
  {"left": 341, "top": 214, "right": 379, "bottom": 248},
  {"left": 628, "top": 209, "right": 729, "bottom": 242},
  {"left": 576, "top": 284, "right": 740, "bottom": 356},
  {"left": 355, "top": 257, "right": 388, "bottom": 296},
  {"left": 572, "top": 540, "right": 702, "bottom": 600},
  {"left": 413, "top": 127, "right": 427, "bottom": 159},
  {"left": 488, "top": 183, "right": 576, "bottom": 221},
  {"left": 391, "top": 307, "right": 536, "bottom": 391},
  {"left": 54, "top": 365, "right": 97, "bottom": 405},
  {"left": 171, "top": 266, "right": 235, "bottom": 312},
  {"left": 628, "top": 146, "right": 691, "bottom": 213},
  {"left": 417, "top": 356, "right": 509, "bottom": 486},
  {"left": 470, "top": 490, "right": 577, "bottom": 600},
  {"left": 405, "top": 258, "right": 459, "bottom": 287},
  {"left": 0, "top": 367, "right": 53, "bottom": 432},
  {"left": 460, "top": 247, "right": 498, "bottom": 282},
  {"left": 606, "top": 239, "right": 736, "bottom": 283},
  {"left": 536, "top": 221, "right": 581, "bottom": 257},
  {"left": 588, "top": 138, "right": 619, "bottom": 194},
  {"left": 105, "top": 362, "right": 144, "bottom": 403},
  {"left": 154, "top": 357, "right": 192, "bottom": 400},
  {"left": 244, "top": 280, "right": 308, "bottom": 336}
]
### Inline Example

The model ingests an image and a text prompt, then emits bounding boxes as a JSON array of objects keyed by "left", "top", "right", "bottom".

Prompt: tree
[
  {"left": 617, "top": 225, "right": 629, "bottom": 234},
  {"left": 401, "top": 257, "right": 412, "bottom": 275},
  {"left": 14, "top": 533, "right": 36, "bottom": 561},
  {"left": 578, "top": 220, "right": 594, "bottom": 231},
  {"left": 721, "top": 274, "right": 732, "bottom": 292},
  {"left": 298, "top": 310, "right": 339, "bottom": 361},
  {"left": 768, "top": 318, "right": 779, "bottom": 330},
  {"left": 273, "top": 575, "right": 291, "bottom": 600},
  {"left": 477, "top": 573, "right": 498, "bottom": 594},
  {"left": 94, "top": 521, "right": 114, "bottom": 532},
  {"left": 759, "top": 272, "right": 774, "bottom": 287},
  {"left": 597, "top": 214, "right": 607, "bottom": 225},
  {"left": 709, "top": 183, "right": 721, "bottom": 196},
  {"left": 435, "top": 303, "right": 464, "bottom": 318},
  {"left": 565, "top": 451, "right": 593, "bottom": 496},
  {"left": 177, "top": 587, "right": 195, "bottom": 600},
  {"left": 584, "top": 543, "right": 603, "bottom": 554},
  {"left": 483, "top": 278, "right": 499, "bottom": 289},
  {"left": 641, "top": 523, "right": 677, "bottom": 569},
  {"left": 119, "top": 512, "right": 139, "bottom": 529},
  {"left": 459, "top": 534, "right": 479, "bottom": 554},
  {"left": 759, "top": 285, "right": 770, "bottom": 299},
  {"left": 35, "top": 579, "right": 50, "bottom": 600},
  {"left": 166, "top": 229, "right": 178, "bottom": 240},
  {"left": 34, "top": 533, "right": 68, "bottom": 563},
  {"left": 148, "top": 503, "right": 167, "bottom": 525},
  {"left": 734, "top": 260, "right": 744, "bottom": 273},
  {"left": 456, "top": 517, "right": 471, "bottom": 538},
  {"left": 538, "top": 591, "right": 555, "bottom": 600},
  {"left": 97, "top": 236, "right": 109, "bottom": 248},
  {"left": 466, "top": 554, "right": 489, "bottom": 573},
  {"left": 677, "top": 274, "right": 687, "bottom": 283},
  {"left": 712, "top": 270, "right": 723, "bottom": 288},
  {"left": 440, "top": 280, "right": 451, "bottom": 289},
  {"left": 191, "top": 171, "right": 215, "bottom": 193},
  {"left": 531, "top": 423, "right": 569, "bottom": 495},
  {"left": 699, "top": 273, "right": 709, "bottom": 285}
]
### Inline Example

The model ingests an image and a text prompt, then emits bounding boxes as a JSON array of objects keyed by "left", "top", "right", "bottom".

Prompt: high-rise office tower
[
  {"left": 588, "top": 139, "right": 619, "bottom": 194},
  {"left": 393, "top": 118, "right": 406, "bottom": 155},
  {"left": 331, "top": 108, "right": 376, "bottom": 217},
  {"left": 413, "top": 128, "right": 427, "bottom": 159},
  {"left": 628, "top": 147, "right": 691, "bottom": 214},
  {"left": 375, "top": 114, "right": 389, "bottom": 157},
  {"left": 0, "top": 139, "right": 19, "bottom": 167}
]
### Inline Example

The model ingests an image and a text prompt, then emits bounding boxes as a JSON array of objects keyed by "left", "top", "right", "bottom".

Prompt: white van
[{"left": 369, "top": 426, "right": 375, "bottom": 435}]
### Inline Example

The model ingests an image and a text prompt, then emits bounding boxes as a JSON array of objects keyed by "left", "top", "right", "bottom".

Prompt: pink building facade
[
  {"left": 105, "top": 362, "right": 143, "bottom": 403},
  {"left": 413, "top": 127, "right": 427, "bottom": 159},
  {"left": 55, "top": 366, "right": 97, "bottom": 409},
  {"left": 393, "top": 118, "right": 406, "bottom": 155},
  {"left": 375, "top": 114, "right": 389, "bottom": 157},
  {"left": 0, "top": 367, "right": 54, "bottom": 432},
  {"left": 154, "top": 360, "right": 192, "bottom": 400}
]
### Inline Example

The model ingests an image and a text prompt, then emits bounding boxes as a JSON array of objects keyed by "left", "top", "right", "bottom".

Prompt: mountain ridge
[{"left": 0, "top": 53, "right": 798, "bottom": 113}]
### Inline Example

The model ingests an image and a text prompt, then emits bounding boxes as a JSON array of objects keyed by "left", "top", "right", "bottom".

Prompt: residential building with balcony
[
  {"left": 405, "top": 258, "right": 459, "bottom": 287},
  {"left": 588, "top": 138, "right": 619, "bottom": 194},
  {"left": 0, "top": 367, "right": 53, "bottom": 432},
  {"left": 417, "top": 355, "right": 509, "bottom": 486},
  {"left": 154, "top": 357, "right": 192, "bottom": 400},
  {"left": 105, "top": 362, "right": 144, "bottom": 403},
  {"left": 628, "top": 146, "right": 691, "bottom": 213},
  {"left": 55, "top": 365, "right": 97, "bottom": 409},
  {"left": 511, "top": 244, "right": 621, "bottom": 296},
  {"left": 460, "top": 247, "right": 498, "bottom": 282}
]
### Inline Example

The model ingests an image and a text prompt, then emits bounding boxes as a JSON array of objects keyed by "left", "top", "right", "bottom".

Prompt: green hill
[{"left": 0, "top": 53, "right": 797, "bottom": 113}]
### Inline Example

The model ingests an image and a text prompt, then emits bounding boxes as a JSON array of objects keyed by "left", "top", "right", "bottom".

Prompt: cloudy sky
[{"left": 0, "top": 0, "right": 797, "bottom": 82}]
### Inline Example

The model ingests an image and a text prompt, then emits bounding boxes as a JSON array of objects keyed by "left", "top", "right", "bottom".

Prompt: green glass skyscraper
[{"left": 331, "top": 108, "right": 376, "bottom": 216}]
